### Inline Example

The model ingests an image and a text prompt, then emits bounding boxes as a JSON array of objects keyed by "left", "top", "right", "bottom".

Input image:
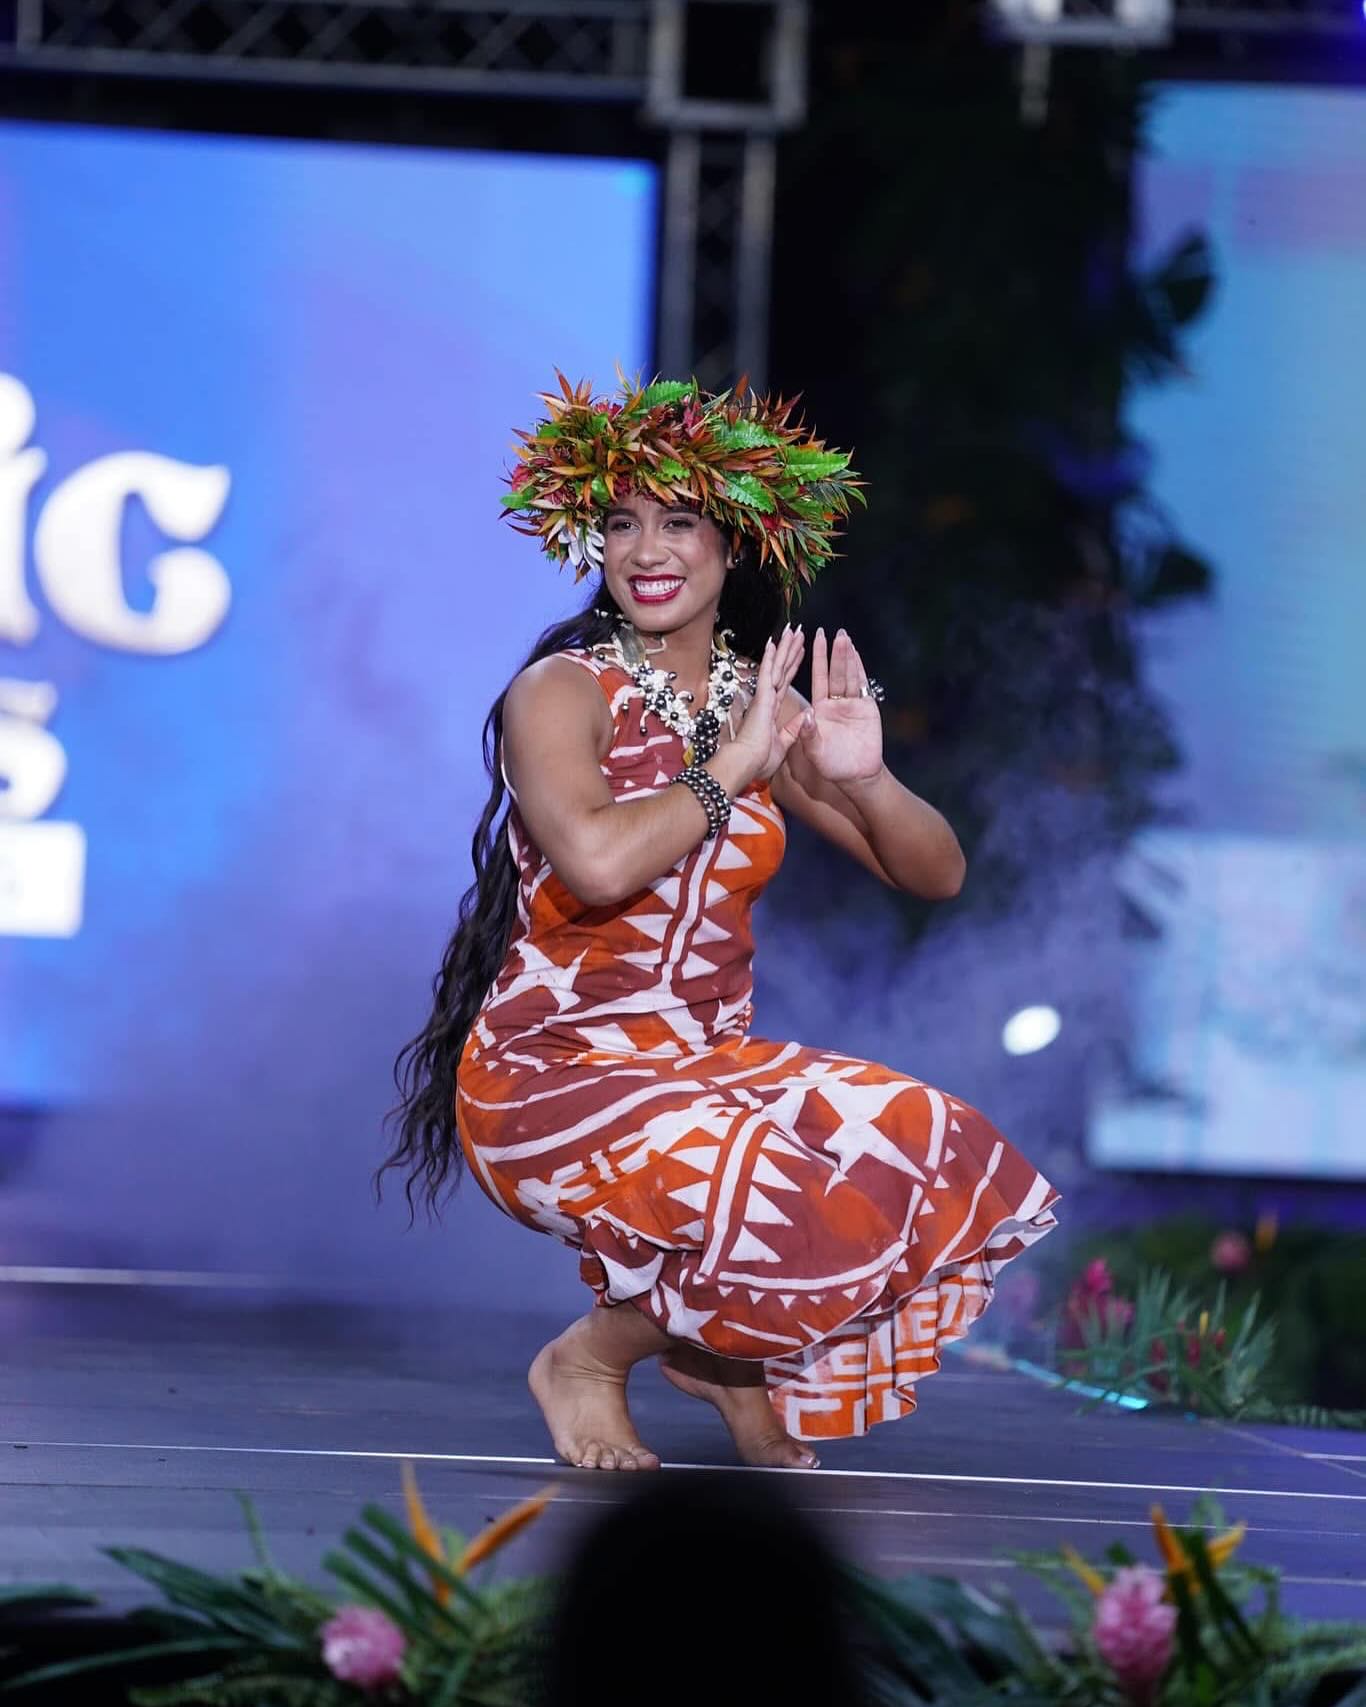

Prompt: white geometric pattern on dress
[{"left": 456, "top": 645, "right": 1058, "bottom": 1441}]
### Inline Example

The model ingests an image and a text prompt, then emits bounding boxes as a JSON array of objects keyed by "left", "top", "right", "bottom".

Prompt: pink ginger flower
[
  {"left": 1093, "top": 1566, "right": 1176, "bottom": 1701},
  {"left": 1061, "top": 1257, "right": 1135, "bottom": 1349},
  {"left": 1210, "top": 1230, "right": 1251, "bottom": 1275},
  {"left": 320, "top": 1605, "right": 406, "bottom": 1693}
]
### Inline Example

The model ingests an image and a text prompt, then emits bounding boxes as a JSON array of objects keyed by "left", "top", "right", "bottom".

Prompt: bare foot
[
  {"left": 661, "top": 1346, "right": 820, "bottom": 1470},
  {"left": 529, "top": 1320, "right": 662, "bottom": 1472}
]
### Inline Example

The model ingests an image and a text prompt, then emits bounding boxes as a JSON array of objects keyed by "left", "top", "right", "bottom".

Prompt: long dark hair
[{"left": 378, "top": 553, "right": 785, "bottom": 1218}]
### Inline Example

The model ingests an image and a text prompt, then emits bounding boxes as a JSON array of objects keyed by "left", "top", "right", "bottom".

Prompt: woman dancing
[{"left": 383, "top": 374, "right": 1057, "bottom": 1472}]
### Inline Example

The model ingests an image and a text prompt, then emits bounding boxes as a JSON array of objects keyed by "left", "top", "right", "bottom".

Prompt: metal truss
[
  {"left": 7, "top": 0, "right": 1351, "bottom": 383},
  {"left": 2, "top": 0, "right": 807, "bottom": 391},
  {"left": 8, "top": 1, "right": 650, "bottom": 95},
  {"left": 996, "top": 0, "right": 1361, "bottom": 127},
  {"left": 658, "top": 131, "right": 777, "bottom": 391},
  {"left": 648, "top": 1, "right": 806, "bottom": 390}
]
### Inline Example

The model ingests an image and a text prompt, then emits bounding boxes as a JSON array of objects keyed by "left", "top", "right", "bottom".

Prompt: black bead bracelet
[{"left": 674, "top": 764, "right": 732, "bottom": 839}]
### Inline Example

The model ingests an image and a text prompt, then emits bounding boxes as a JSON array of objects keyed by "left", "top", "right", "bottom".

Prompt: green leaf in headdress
[
  {"left": 535, "top": 421, "right": 562, "bottom": 439},
  {"left": 714, "top": 419, "right": 783, "bottom": 451},
  {"left": 724, "top": 474, "right": 777, "bottom": 513},
  {"left": 590, "top": 474, "right": 612, "bottom": 506},
  {"left": 782, "top": 447, "right": 852, "bottom": 479},
  {"left": 638, "top": 380, "right": 696, "bottom": 410},
  {"left": 500, "top": 486, "right": 537, "bottom": 509},
  {"left": 658, "top": 457, "right": 689, "bottom": 482}
]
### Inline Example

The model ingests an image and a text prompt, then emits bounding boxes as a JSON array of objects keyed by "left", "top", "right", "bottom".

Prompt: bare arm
[
  {"left": 502, "top": 634, "right": 806, "bottom": 907},
  {"left": 834, "top": 764, "right": 966, "bottom": 899}
]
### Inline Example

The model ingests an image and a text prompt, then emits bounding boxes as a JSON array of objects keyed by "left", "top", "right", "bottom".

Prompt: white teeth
[{"left": 631, "top": 577, "right": 683, "bottom": 595}]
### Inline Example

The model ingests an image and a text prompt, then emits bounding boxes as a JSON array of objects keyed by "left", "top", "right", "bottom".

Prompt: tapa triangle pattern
[{"left": 457, "top": 645, "right": 1058, "bottom": 1442}]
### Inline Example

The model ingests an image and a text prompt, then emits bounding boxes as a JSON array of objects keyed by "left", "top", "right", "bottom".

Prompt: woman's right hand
[{"left": 727, "top": 624, "right": 809, "bottom": 784}]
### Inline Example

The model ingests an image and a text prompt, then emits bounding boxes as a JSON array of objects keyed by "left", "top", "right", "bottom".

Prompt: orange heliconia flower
[
  {"left": 1150, "top": 1504, "right": 1247, "bottom": 1591},
  {"left": 455, "top": 1486, "right": 557, "bottom": 1574},
  {"left": 401, "top": 1460, "right": 451, "bottom": 1606},
  {"left": 401, "top": 1462, "right": 556, "bottom": 1604},
  {"left": 1063, "top": 1509, "right": 1247, "bottom": 1604}
]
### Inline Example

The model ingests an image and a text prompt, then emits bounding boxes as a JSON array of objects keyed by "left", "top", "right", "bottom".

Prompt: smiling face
[{"left": 601, "top": 494, "right": 730, "bottom": 635}]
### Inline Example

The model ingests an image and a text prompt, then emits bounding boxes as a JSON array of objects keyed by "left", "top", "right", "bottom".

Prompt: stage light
[
  {"left": 993, "top": 0, "right": 1064, "bottom": 21},
  {"left": 1116, "top": 0, "right": 1168, "bottom": 24},
  {"left": 1002, "top": 1005, "right": 1061, "bottom": 1056},
  {"left": 989, "top": 0, "right": 1172, "bottom": 40}
]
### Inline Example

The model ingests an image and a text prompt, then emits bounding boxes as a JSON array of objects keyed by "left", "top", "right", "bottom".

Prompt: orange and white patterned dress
[{"left": 456, "top": 644, "right": 1058, "bottom": 1442}]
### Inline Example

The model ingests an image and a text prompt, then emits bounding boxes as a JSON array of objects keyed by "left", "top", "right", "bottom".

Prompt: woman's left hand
[{"left": 799, "top": 627, "right": 883, "bottom": 785}]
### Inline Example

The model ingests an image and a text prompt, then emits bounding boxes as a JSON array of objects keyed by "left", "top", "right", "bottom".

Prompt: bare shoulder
[
  {"left": 504, "top": 652, "right": 612, "bottom": 749},
  {"left": 506, "top": 652, "right": 606, "bottom": 713}
]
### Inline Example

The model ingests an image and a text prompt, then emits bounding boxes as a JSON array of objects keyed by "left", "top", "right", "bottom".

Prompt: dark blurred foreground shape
[{"left": 543, "top": 1471, "right": 870, "bottom": 1707}]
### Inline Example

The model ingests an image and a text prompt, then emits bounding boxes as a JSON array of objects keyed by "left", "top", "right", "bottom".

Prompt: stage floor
[{"left": 4, "top": 1291, "right": 1364, "bottom": 1625}]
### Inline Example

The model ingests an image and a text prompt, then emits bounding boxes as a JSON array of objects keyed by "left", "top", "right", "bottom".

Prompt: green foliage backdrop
[{"left": 770, "top": 10, "right": 1216, "bottom": 935}]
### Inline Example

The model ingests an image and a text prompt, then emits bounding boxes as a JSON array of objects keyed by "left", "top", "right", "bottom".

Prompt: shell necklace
[{"left": 593, "top": 622, "right": 751, "bottom": 765}]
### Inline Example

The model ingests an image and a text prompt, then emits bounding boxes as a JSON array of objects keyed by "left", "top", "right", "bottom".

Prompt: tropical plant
[
  {"left": 5, "top": 1485, "right": 1365, "bottom": 1707},
  {"left": 845, "top": 1498, "right": 1366, "bottom": 1707},
  {"left": 1049, "top": 1260, "right": 1366, "bottom": 1430},
  {"left": 1044, "top": 1221, "right": 1366, "bottom": 1418},
  {"left": 1, "top": 1470, "right": 554, "bottom": 1706}
]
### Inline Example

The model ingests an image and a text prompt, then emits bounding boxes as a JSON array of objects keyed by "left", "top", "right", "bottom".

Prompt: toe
[
  {"left": 745, "top": 1431, "right": 820, "bottom": 1470},
  {"left": 581, "top": 1441, "right": 602, "bottom": 1471},
  {"left": 781, "top": 1437, "right": 819, "bottom": 1470}
]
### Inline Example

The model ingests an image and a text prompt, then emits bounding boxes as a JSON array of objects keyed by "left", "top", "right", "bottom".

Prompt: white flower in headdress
[{"left": 565, "top": 523, "right": 605, "bottom": 576}]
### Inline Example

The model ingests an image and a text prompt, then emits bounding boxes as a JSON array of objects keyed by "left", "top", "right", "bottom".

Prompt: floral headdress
[{"left": 499, "top": 370, "right": 865, "bottom": 605}]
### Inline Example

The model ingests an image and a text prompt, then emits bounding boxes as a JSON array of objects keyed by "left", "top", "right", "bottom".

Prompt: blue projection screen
[
  {"left": 1089, "top": 86, "right": 1366, "bottom": 1180},
  {"left": 0, "top": 121, "right": 655, "bottom": 1133}
]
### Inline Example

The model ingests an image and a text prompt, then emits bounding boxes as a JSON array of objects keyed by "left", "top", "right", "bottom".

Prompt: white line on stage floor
[
  {"left": 10, "top": 1440, "right": 1366, "bottom": 1503},
  {"left": 527, "top": 1496, "right": 1340, "bottom": 1537},
  {"left": 0, "top": 1266, "right": 271, "bottom": 1288}
]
